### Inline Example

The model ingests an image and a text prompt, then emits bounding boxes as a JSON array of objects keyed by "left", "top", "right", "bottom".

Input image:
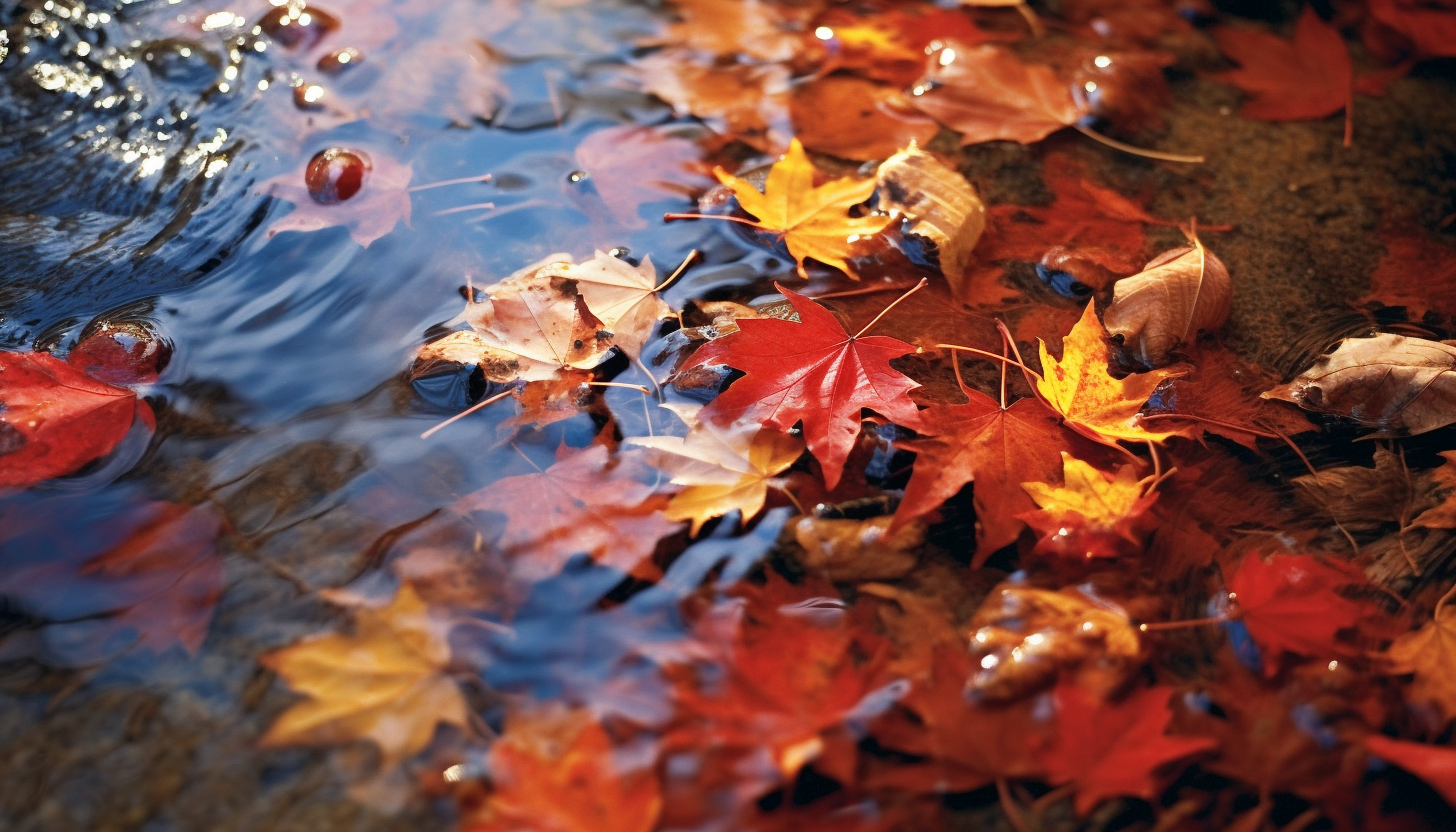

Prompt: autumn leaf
[
  {"left": 790, "top": 514, "right": 924, "bottom": 582},
  {"left": 968, "top": 584, "right": 1144, "bottom": 701},
  {"left": 541, "top": 250, "right": 674, "bottom": 359},
  {"left": 1365, "top": 734, "right": 1456, "bottom": 805},
  {"left": 419, "top": 258, "right": 616, "bottom": 385},
  {"left": 637, "top": 50, "right": 792, "bottom": 153},
  {"left": 647, "top": 0, "right": 808, "bottom": 63},
  {"left": 262, "top": 148, "right": 412, "bottom": 248},
  {"left": 1020, "top": 452, "right": 1157, "bottom": 561},
  {"left": 572, "top": 125, "right": 712, "bottom": 230},
  {"left": 1363, "top": 223, "right": 1456, "bottom": 319},
  {"left": 713, "top": 138, "right": 894, "bottom": 278},
  {"left": 1261, "top": 333, "right": 1456, "bottom": 436},
  {"left": 1211, "top": 7, "right": 1352, "bottom": 122},
  {"left": 1382, "top": 600, "right": 1456, "bottom": 721},
  {"left": 1103, "top": 240, "right": 1232, "bottom": 367},
  {"left": 683, "top": 284, "right": 923, "bottom": 490},
  {"left": 909, "top": 42, "right": 1086, "bottom": 146},
  {"left": 626, "top": 403, "right": 802, "bottom": 535},
  {"left": 789, "top": 76, "right": 939, "bottom": 162},
  {"left": 259, "top": 581, "right": 469, "bottom": 769},
  {"left": 1036, "top": 302, "right": 1193, "bottom": 445},
  {"left": 1224, "top": 553, "right": 1371, "bottom": 676},
  {"left": 1363, "top": 0, "right": 1456, "bottom": 61},
  {"left": 894, "top": 392, "right": 1111, "bottom": 564},
  {"left": 1037, "top": 684, "right": 1214, "bottom": 815},
  {"left": 80, "top": 502, "right": 225, "bottom": 655},
  {"left": 465, "top": 705, "right": 661, "bottom": 832},
  {"left": 662, "top": 573, "right": 896, "bottom": 789},
  {"left": 453, "top": 444, "right": 681, "bottom": 581},
  {"left": 1140, "top": 344, "right": 1313, "bottom": 449},
  {"left": 0, "top": 350, "right": 151, "bottom": 490},
  {"left": 875, "top": 143, "right": 987, "bottom": 299}
]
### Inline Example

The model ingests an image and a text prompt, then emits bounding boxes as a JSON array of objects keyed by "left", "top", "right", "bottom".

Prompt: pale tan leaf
[
  {"left": 876, "top": 143, "right": 986, "bottom": 299},
  {"left": 1103, "top": 241, "right": 1231, "bottom": 367}
]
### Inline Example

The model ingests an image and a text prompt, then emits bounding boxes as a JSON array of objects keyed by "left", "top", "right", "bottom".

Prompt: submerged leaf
[{"left": 910, "top": 42, "right": 1086, "bottom": 146}]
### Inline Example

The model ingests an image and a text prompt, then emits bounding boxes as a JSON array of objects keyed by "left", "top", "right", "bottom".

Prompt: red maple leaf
[
  {"left": 1211, "top": 7, "right": 1352, "bottom": 122},
  {"left": 893, "top": 391, "right": 1112, "bottom": 564},
  {"left": 1225, "top": 552, "right": 1371, "bottom": 676},
  {"left": 1363, "top": 222, "right": 1456, "bottom": 320},
  {"left": 1036, "top": 684, "right": 1215, "bottom": 815},
  {"left": 1365, "top": 734, "right": 1456, "bottom": 806},
  {"left": 1362, "top": 0, "right": 1456, "bottom": 61},
  {"left": 977, "top": 155, "right": 1154, "bottom": 275},
  {"left": 0, "top": 351, "right": 152, "bottom": 490},
  {"left": 662, "top": 573, "right": 895, "bottom": 794},
  {"left": 452, "top": 444, "right": 682, "bottom": 581},
  {"left": 684, "top": 285, "right": 923, "bottom": 490}
]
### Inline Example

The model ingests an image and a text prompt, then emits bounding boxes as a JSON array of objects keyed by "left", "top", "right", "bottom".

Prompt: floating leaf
[{"left": 1103, "top": 241, "right": 1232, "bottom": 367}]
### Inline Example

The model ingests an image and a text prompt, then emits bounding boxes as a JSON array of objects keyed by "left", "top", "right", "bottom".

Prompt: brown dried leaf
[
  {"left": 1103, "top": 241, "right": 1231, "bottom": 367},
  {"left": 790, "top": 515, "right": 924, "bottom": 582},
  {"left": 875, "top": 143, "right": 986, "bottom": 299},
  {"left": 1262, "top": 334, "right": 1456, "bottom": 435}
]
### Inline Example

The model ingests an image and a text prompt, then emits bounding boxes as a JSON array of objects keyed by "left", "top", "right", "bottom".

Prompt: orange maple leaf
[
  {"left": 464, "top": 705, "right": 661, "bottom": 832},
  {"left": 1035, "top": 302, "right": 1193, "bottom": 445},
  {"left": 1020, "top": 452, "right": 1158, "bottom": 560},
  {"left": 1382, "top": 599, "right": 1456, "bottom": 721},
  {"left": 714, "top": 138, "right": 894, "bottom": 278},
  {"left": 258, "top": 582, "right": 468, "bottom": 769}
]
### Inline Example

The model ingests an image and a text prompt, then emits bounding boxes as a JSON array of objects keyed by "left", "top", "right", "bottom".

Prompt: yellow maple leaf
[
  {"left": 1036, "top": 302, "right": 1192, "bottom": 445},
  {"left": 626, "top": 404, "right": 803, "bottom": 535},
  {"left": 715, "top": 138, "right": 893, "bottom": 278},
  {"left": 1384, "top": 602, "right": 1456, "bottom": 722},
  {"left": 259, "top": 582, "right": 468, "bottom": 768},
  {"left": 1020, "top": 453, "right": 1157, "bottom": 560}
]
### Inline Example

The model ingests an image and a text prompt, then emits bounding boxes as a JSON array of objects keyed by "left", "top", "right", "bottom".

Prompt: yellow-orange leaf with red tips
[
  {"left": 625, "top": 403, "right": 803, "bottom": 535},
  {"left": 259, "top": 582, "right": 468, "bottom": 769},
  {"left": 464, "top": 705, "right": 661, "bottom": 832},
  {"left": 1036, "top": 303, "right": 1193, "bottom": 445},
  {"left": 1383, "top": 602, "right": 1456, "bottom": 722},
  {"left": 1020, "top": 453, "right": 1157, "bottom": 560},
  {"left": 714, "top": 138, "right": 893, "bottom": 278}
]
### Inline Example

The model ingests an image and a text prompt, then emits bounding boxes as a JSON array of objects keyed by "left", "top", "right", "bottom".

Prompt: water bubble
[
  {"left": 293, "top": 83, "right": 326, "bottom": 109},
  {"left": 69, "top": 320, "right": 173, "bottom": 385},
  {"left": 305, "top": 147, "right": 370, "bottom": 204},
  {"left": 317, "top": 46, "right": 362, "bottom": 74},
  {"left": 257, "top": 1, "right": 340, "bottom": 51}
]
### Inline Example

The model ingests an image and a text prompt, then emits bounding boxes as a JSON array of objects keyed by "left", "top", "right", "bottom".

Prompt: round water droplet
[
  {"left": 317, "top": 46, "right": 362, "bottom": 73},
  {"left": 257, "top": 1, "right": 340, "bottom": 51},
  {"left": 305, "top": 147, "right": 370, "bottom": 204},
  {"left": 566, "top": 170, "right": 588, "bottom": 184}
]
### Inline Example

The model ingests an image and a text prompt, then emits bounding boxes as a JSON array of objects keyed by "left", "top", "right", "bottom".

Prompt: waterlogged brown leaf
[
  {"left": 1103, "top": 241, "right": 1231, "bottom": 367},
  {"left": 1262, "top": 334, "right": 1456, "bottom": 436},
  {"left": 637, "top": 50, "right": 792, "bottom": 152},
  {"left": 789, "top": 76, "right": 939, "bottom": 162},
  {"left": 910, "top": 42, "right": 1086, "bottom": 146},
  {"left": 875, "top": 143, "right": 986, "bottom": 299}
]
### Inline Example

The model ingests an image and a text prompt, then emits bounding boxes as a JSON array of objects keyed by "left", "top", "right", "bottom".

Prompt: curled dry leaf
[
  {"left": 1103, "top": 241, "right": 1231, "bottom": 367},
  {"left": 875, "top": 143, "right": 986, "bottom": 300},
  {"left": 1261, "top": 333, "right": 1456, "bottom": 436}
]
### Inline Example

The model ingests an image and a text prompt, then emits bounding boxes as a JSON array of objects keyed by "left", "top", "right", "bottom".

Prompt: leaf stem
[
  {"left": 663, "top": 212, "right": 769, "bottom": 232},
  {"left": 1073, "top": 123, "right": 1205, "bottom": 164},
  {"left": 935, "top": 342, "right": 1044, "bottom": 381},
  {"left": 853, "top": 278, "right": 928, "bottom": 339},
  {"left": 408, "top": 173, "right": 492, "bottom": 192},
  {"left": 1138, "top": 614, "right": 1227, "bottom": 632},
  {"left": 421, "top": 388, "right": 515, "bottom": 440},
  {"left": 653, "top": 248, "right": 701, "bottom": 293}
]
